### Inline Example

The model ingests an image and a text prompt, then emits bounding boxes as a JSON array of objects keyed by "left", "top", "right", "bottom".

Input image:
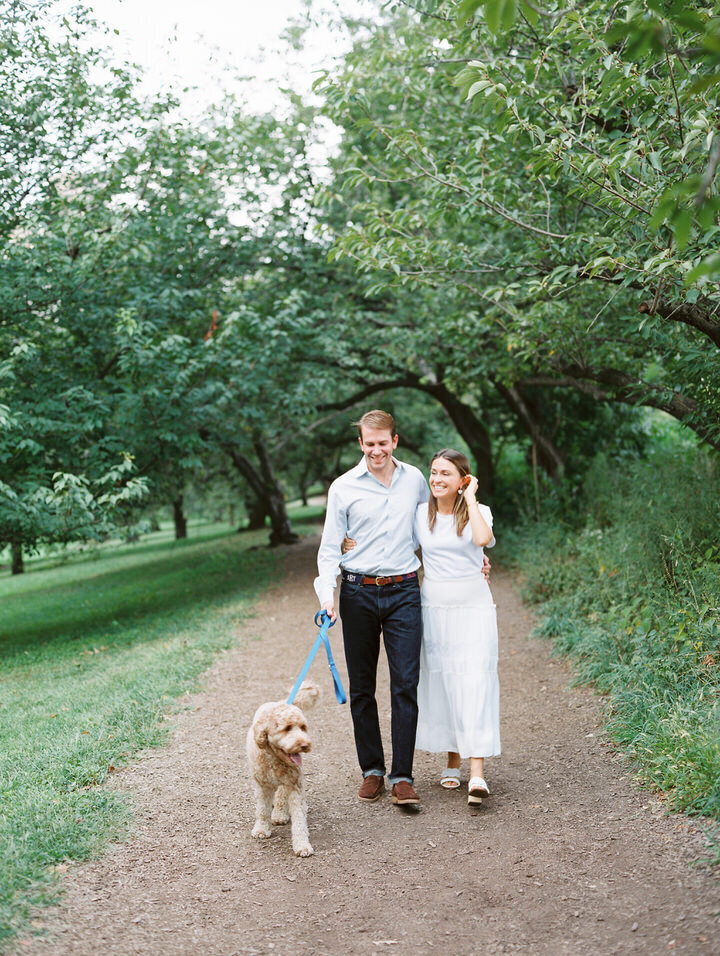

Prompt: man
[{"left": 314, "top": 409, "right": 428, "bottom": 806}]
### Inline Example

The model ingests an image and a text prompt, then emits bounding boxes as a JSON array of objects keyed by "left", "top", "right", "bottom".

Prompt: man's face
[{"left": 358, "top": 427, "right": 398, "bottom": 474}]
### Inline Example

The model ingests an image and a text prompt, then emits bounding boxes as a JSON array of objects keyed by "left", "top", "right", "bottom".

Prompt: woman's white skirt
[{"left": 415, "top": 574, "right": 500, "bottom": 758}]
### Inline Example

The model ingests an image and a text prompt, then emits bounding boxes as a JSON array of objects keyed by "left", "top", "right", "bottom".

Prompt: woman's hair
[
  {"left": 352, "top": 409, "right": 397, "bottom": 439},
  {"left": 427, "top": 448, "right": 471, "bottom": 536}
]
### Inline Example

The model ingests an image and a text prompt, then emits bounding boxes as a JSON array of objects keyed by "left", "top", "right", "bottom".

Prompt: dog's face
[{"left": 253, "top": 703, "right": 311, "bottom": 768}]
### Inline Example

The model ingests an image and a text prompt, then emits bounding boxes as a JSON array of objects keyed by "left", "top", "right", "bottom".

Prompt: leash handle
[{"left": 314, "top": 610, "right": 336, "bottom": 630}]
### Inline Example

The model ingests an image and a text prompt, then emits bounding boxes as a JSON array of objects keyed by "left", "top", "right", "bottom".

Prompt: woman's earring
[{"left": 457, "top": 489, "right": 462, "bottom": 494}]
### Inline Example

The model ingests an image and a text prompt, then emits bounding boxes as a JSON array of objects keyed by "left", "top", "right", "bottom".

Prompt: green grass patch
[
  {"left": 499, "top": 445, "right": 720, "bottom": 860},
  {"left": 0, "top": 524, "right": 278, "bottom": 946}
]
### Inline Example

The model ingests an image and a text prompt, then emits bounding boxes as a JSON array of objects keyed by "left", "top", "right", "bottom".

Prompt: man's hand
[
  {"left": 483, "top": 554, "right": 491, "bottom": 581},
  {"left": 321, "top": 601, "right": 336, "bottom": 623},
  {"left": 341, "top": 536, "right": 357, "bottom": 554}
]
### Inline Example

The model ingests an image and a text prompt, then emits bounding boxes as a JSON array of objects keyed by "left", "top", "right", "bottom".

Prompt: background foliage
[{"left": 502, "top": 437, "right": 720, "bottom": 836}]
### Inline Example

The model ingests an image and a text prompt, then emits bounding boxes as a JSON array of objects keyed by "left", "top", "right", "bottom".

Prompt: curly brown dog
[{"left": 246, "top": 681, "right": 320, "bottom": 857}]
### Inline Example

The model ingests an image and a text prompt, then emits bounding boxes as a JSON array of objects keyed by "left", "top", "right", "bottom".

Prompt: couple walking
[{"left": 314, "top": 409, "right": 500, "bottom": 808}]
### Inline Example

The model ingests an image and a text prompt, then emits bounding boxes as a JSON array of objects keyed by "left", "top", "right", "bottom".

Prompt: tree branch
[
  {"left": 638, "top": 297, "right": 720, "bottom": 348},
  {"left": 396, "top": 0, "right": 454, "bottom": 21},
  {"left": 528, "top": 361, "right": 720, "bottom": 451},
  {"left": 363, "top": 115, "right": 570, "bottom": 240}
]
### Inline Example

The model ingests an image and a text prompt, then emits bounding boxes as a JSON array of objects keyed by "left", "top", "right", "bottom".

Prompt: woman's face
[{"left": 429, "top": 456, "right": 464, "bottom": 501}]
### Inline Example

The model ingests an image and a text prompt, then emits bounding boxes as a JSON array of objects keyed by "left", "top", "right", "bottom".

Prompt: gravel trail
[{"left": 17, "top": 537, "right": 719, "bottom": 955}]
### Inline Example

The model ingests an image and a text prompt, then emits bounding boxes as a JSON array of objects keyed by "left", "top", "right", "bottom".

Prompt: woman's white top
[{"left": 413, "top": 502, "right": 494, "bottom": 580}]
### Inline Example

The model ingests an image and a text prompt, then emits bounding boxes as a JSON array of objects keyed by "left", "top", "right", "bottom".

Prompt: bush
[{"left": 501, "top": 443, "right": 720, "bottom": 850}]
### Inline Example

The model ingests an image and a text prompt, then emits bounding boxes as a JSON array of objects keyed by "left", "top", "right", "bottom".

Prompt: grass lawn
[{"left": 0, "top": 520, "right": 296, "bottom": 946}]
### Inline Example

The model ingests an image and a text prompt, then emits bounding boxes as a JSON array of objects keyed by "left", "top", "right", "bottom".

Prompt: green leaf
[
  {"left": 457, "top": 0, "right": 485, "bottom": 26},
  {"left": 686, "top": 253, "right": 720, "bottom": 284},
  {"left": 688, "top": 73, "right": 720, "bottom": 96},
  {"left": 520, "top": 0, "right": 538, "bottom": 27},
  {"left": 485, "top": 0, "right": 518, "bottom": 33},
  {"left": 500, "top": 0, "right": 518, "bottom": 31},
  {"left": 467, "top": 79, "right": 494, "bottom": 99},
  {"left": 672, "top": 208, "right": 693, "bottom": 251}
]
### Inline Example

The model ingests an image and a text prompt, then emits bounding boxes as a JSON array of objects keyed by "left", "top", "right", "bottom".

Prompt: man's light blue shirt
[{"left": 314, "top": 456, "right": 430, "bottom": 605}]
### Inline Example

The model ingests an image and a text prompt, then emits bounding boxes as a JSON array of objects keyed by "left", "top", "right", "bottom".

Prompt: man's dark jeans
[{"left": 339, "top": 577, "right": 422, "bottom": 784}]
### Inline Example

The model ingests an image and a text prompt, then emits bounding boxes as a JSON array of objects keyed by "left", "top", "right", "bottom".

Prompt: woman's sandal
[
  {"left": 440, "top": 768, "right": 461, "bottom": 789},
  {"left": 467, "top": 776, "right": 490, "bottom": 805}
]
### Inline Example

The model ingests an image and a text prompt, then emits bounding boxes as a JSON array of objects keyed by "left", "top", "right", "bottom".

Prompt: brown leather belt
[{"left": 342, "top": 571, "right": 418, "bottom": 587}]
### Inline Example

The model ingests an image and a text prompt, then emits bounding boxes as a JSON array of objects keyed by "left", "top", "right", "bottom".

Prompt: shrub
[{"left": 501, "top": 443, "right": 720, "bottom": 854}]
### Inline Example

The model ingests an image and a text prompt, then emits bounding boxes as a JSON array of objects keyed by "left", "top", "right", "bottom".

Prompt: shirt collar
[{"left": 353, "top": 456, "right": 405, "bottom": 477}]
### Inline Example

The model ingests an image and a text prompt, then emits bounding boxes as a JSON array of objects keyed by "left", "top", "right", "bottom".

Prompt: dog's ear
[{"left": 253, "top": 716, "right": 271, "bottom": 749}]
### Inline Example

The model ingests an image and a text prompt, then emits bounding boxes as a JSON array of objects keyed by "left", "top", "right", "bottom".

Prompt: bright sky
[{"left": 78, "top": 0, "right": 365, "bottom": 114}]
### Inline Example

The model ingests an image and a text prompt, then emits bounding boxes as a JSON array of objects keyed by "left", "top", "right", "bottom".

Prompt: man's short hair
[{"left": 353, "top": 409, "right": 397, "bottom": 438}]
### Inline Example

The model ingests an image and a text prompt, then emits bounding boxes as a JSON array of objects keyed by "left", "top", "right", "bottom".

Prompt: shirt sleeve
[
  {"left": 479, "top": 504, "right": 496, "bottom": 549},
  {"left": 418, "top": 473, "right": 430, "bottom": 505},
  {"left": 413, "top": 475, "right": 429, "bottom": 550},
  {"left": 313, "top": 484, "right": 348, "bottom": 605},
  {"left": 412, "top": 504, "right": 422, "bottom": 551}
]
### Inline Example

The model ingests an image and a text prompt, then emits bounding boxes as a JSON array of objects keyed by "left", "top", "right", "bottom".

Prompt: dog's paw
[
  {"left": 294, "top": 843, "right": 314, "bottom": 857},
  {"left": 271, "top": 810, "right": 290, "bottom": 826},
  {"left": 251, "top": 824, "right": 272, "bottom": 840}
]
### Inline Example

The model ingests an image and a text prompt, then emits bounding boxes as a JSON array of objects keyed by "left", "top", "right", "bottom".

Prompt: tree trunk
[
  {"left": 492, "top": 380, "right": 565, "bottom": 481},
  {"left": 241, "top": 493, "right": 267, "bottom": 531},
  {"left": 254, "top": 438, "right": 299, "bottom": 546},
  {"left": 11, "top": 541, "right": 23, "bottom": 575},
  {"left": 225, "top": 440, "right": 298, "bottom": 546},
  {"left": 419, "top": 380, "right": 495, "bottom": 500},
  {"left": 173, "top": 494, "right": 188, "bottom": 540}
]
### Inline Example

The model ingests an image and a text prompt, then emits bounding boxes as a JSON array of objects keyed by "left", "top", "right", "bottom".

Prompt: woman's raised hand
[{"left": 462, "top": 474, "right": 479, "bottom": 502}]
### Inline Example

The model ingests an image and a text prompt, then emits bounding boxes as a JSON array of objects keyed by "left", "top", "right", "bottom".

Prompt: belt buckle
[{"left": 376, "top": 575, "right": 390, "bottom": 586}]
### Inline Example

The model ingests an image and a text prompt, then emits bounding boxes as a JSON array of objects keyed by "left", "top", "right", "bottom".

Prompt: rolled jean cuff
[
  {"left": 363, "top": 769, "right": 385, "bottom": 779},
  {"left": 388, "top": 775, "right": 413, "bottom": 786}
]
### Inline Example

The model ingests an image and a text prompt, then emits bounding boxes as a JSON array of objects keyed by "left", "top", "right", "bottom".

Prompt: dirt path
[{"left": 18, "top": 538, "right": 719, "bottom": 955}]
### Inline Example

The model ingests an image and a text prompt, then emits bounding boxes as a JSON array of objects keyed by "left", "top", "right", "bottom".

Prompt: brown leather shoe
[
  {"left": 391, "top": 781, "right": 419, "bottom": 805},
  {"left": 358, "top": 775, "right": 385, "bottom": 802}
]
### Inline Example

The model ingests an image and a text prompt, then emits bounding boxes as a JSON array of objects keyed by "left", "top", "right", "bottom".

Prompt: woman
[{"left": 413, "top": 448, "right": 499, "bottom": 806}]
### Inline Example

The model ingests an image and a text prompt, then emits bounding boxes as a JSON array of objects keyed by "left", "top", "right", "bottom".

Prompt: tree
[
  {"left": 0, "top": 0, "right": 154, "bottom": 567},
  {"left": 1, "top": 2, "right": 332, "bottom": 553},
  {"left": 316, "top": 0, "right": 720, "bottom": 460}
]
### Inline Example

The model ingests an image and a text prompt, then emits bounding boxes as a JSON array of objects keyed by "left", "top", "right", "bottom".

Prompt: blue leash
[{"left": 287, "top": 611, "right": 347, "bottom": 706}]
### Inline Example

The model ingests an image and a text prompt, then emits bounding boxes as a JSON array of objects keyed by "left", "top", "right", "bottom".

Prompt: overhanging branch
[{"left": 639, "top": 297, "right": 720, "bottom": 349}]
